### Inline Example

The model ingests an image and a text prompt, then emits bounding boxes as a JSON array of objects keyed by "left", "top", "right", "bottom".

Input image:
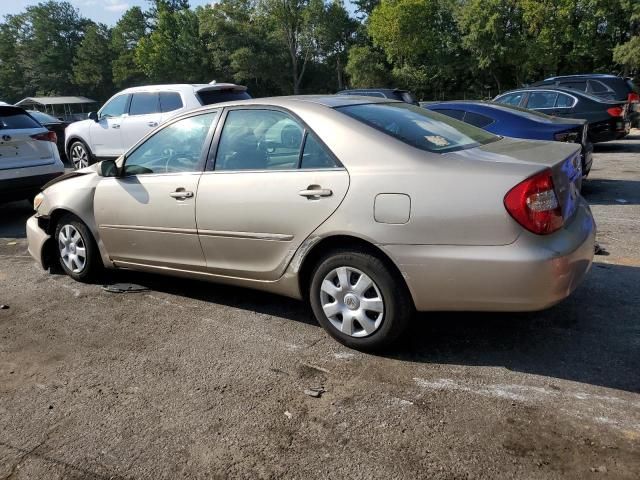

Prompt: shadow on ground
[
  {"left": 582, "top": 178, "right": 640, "bottom": 205},
  {"left": 0, "top": 200, "right": 31, "bottom": 238},
  {"left": 103, "top": 261, "right": 640, "bottom": 395}
]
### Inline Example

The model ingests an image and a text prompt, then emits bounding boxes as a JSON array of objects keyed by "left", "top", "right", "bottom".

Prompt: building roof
[{"left": 15, "top": 96, "right": 97, "bottom": 106}]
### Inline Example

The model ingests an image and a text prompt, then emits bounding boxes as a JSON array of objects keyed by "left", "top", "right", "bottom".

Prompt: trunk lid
[{"left": 465, "top": 137, "right": 582, "bottom": 222}]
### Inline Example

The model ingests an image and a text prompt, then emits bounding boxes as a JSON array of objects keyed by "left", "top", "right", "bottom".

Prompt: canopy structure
[{"left": 15, "top": 96, "right": 97, "bottom": 121}]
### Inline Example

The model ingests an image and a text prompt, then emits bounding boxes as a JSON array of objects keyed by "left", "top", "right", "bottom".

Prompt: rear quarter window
[{"left": 0, "top": 109, "right": 41, "bottom": 129}]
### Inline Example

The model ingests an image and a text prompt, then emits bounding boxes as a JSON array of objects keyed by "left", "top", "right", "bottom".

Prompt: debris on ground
[
  {"left": 102, "top": 283, "right": 150, "bottom": 294},
  {"left": 304, "top": 386, "right": 326, "bottom": 398},
  {"left": 284, "top": 411, "right": 292, "bottom": 419},
  {"left": 614, "top": 198, "right": 628, "bottom": 204},
  {"left": 0, "top": 304, "right": 9, "bottom": 309},
  {"left": 594, "top": 243, "right": 610, "bottom": 256},
  {"left": 590, "top": 466, "right": 608, "bottom": 473}
]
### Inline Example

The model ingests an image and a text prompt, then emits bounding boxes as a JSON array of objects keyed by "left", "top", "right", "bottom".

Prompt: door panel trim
[
  {"left": 100, "top": 224, "right": 198, "bottom": 235},
  {"left": 198, "top": 229, "right": 294, "bottom": 241}
]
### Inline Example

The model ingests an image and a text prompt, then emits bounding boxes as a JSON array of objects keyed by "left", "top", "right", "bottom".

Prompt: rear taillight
[
  {"left": 607, "top": 106, "right": 624, "bottom": 117},
  {"left": 31, "top": 131, "right": 57, "bottom": 143},
  {"left": 504, "top": 169, "right": 564, "bottom": 235},
  {"left": 628, "top": 92, "right": 639, "bottom": 103},
  {"left": 554, "top": 131, "right": 579, "bottom": 143}
]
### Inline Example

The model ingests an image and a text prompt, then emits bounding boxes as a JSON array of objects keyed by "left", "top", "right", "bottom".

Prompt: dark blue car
[{"left": 421, "top": 101, "right": 593, "bottom": 177}]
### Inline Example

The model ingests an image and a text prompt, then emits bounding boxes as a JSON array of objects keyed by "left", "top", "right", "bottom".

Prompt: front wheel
[
  {"left": 309, "top": 250, "right": 413, "bottom": 351},
  {"left": 54, "top": 214, "right": 101, "bottom": 282}
]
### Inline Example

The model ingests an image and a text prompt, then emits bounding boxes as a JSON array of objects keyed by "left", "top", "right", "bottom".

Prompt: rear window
[
  {"left": 627, "top": 79, "right": 639, "bottom": 94},
  {"left": 197, "top": 89, "right": 251, "bottom": 105},
  {"left": 0, "top": 109, "right": 41, "bottom": 129},
  {"left": 28, "top": 111, "right": 61, "bottom": 124},
  {"left": 464, "top": 111, "right": 494, "bottom": 128},
  {"left": 337, "top": 103, "right": 498, "bottom": 153}
]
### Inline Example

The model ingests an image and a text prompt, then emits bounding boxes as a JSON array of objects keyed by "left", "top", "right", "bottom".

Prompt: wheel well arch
[
  {"left": 296, "top": 234, "right": 412, "bottom": 304},
  {"left": 65, "top": 136, "right": 92, "bottom": 158}
]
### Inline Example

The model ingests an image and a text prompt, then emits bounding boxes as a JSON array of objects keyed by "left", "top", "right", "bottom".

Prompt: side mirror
[
  {"left": 88, "top": 111, "right": 99, "bottom": 122},
  {"left": 98, "top": 159, "right": 119, "bottom": 177}
]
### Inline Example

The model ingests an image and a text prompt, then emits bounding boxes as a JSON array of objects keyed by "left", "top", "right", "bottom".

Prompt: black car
[
  {"left": 422, "top": 101, "right": 593, "bottom": 177},
  {"left": 531, "top": 74, "right": 640, "bottom": 127},
  {"left": 337, "top": 88, "right": 419, "bottom": 105},
  {"left": 28, "top": 110, "right": 70, "bottom": 161},
  {"left": 494, "top": 87, "right": 631, "bottom": 143}
]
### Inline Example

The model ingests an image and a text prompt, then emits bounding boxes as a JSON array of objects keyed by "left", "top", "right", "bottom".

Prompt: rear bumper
[
  {"left": 383, "top": 200, "right": 596, "bottom": 312},
  {"left": 26, "top": 215, "right": 52, "bottom": 269}
]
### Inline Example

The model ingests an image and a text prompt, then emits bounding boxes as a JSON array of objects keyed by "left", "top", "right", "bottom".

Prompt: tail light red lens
[
  {"left": 31, "top": 131, "right": 57, "bottom": 143},
  {"left": 628, "top": 92, "right": 639, "bottom": 103},
  {"left": 504, "top": 169, "right": 564, "bottom": 235},
  {"left": 606, "top": 106, "right": 624, "bottom": 117}
]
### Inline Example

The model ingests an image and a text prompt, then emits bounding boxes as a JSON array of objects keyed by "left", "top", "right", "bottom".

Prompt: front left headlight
[{"left": 33, "top": 192, "right": 45, "bottom": 211}]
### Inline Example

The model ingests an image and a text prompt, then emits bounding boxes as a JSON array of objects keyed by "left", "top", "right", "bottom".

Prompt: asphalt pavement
[{"left": 0, "top": 133, "right": 639, "bottom": 479}]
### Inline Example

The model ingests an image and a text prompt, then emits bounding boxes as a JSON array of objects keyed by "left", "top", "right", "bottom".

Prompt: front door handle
[
  {"left": 112, "top": 124, "right": 120, "bottom": 129},
  {"left": 148, "top": 121, "right": 158, "bottom": 127},
  {"left": 170, "top": 190, "right": 194, "bottom": 199},
  {"left": 299, "top": 187, "right": 332, "bottom": 198}
]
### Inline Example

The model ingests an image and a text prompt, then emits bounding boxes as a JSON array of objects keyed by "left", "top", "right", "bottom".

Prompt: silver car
[{"left": 26, "top": 96, "right": 596, "bottom": 350}]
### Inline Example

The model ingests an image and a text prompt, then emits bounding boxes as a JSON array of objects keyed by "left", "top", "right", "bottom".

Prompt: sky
[{"left": 0, "top": 0, "right": 218, "bottom": 25}]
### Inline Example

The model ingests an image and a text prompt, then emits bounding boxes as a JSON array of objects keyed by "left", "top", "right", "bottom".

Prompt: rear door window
[
  {"left": 463, "top": 111, "right": 494, "bottom": 128},
  {"left": 300, "top": 133, "right": 340, "bottom": 169},
  {"left": 555, "top": 93, "right": 575, "bottom": 108},
  {"left": 526, "top": 92, "right": 558, "bottom": 109},
  {"left": 0, "top": 109, "right": 42, "bottom": 129},
  {"left": 214, "top": 109, "right": 304, "bottom": 171},
  {"left": 129, "top": 93, "right": 160, "bottom": 116},
  {"left": 160, "top": 92, "right": 183, "bottom": 113}
]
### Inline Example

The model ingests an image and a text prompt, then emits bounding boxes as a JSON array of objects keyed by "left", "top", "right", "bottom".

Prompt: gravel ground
[{"left": 1, "top": 133, "right": 639, "bottom": 479}]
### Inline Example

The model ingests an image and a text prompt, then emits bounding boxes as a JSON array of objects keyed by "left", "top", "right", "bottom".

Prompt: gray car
[{"left": 26, "top": 96, "right": 596, "bottom": 350}]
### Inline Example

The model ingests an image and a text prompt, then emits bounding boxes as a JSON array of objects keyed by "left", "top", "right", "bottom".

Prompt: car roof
[
  {"left": 543, "top": 73, "right": 621, "bottom": 81},
  {"left": 496, "top": 86, "right": 610, "bottom": 102},
  {"left": 119, "top": 83, "right": 247, "bottom": 94},
  {"left": 167, "top": 95, "right": 399, "bottom": 118}
]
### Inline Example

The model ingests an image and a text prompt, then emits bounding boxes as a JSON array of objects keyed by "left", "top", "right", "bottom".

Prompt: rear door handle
[
  {"left": 148, "top": 121, "right": 158, "bottom": 127},
  {"left": 170, "top": 190, "right": 194, "bottom": 199},
  {"left": 299, "top": 188, "right": 332, "bottom": 198},
  {"left": 112, "top": 124, "right": 120, "bottom": 129}
]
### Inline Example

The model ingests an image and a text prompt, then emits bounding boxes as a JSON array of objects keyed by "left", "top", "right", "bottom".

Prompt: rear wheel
[
  {"left": 69, "top": 140, "right": 92, "bottom": 170},
  {"left": 309, "top": 249, "right": 413, "bottom": 351},
  {"left": 54, "top": 214, "right": 100, "bottom": 282}
]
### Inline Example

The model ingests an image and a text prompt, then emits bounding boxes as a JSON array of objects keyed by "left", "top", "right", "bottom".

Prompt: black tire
[
  {"left": 309, "top": 249, "right": 413, "bottom": 351},
  {"left": 54, "top": 214, "right": 101, "bottom": 282},
  {"left": 68, "top": 140, "right": 93, "bottom": 170}
]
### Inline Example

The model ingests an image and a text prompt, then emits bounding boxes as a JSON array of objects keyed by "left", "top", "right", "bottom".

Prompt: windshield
[{"left": 337, "top": 102, "right": 499, "bottom": 153}]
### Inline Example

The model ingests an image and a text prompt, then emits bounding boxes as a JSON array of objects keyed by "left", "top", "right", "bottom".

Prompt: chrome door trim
[
  {"left": 100, "top": 224, "right": 199, "bottom": 235},
  {"left": 197, "top": 230, "right": 294, "bottom": 241}
]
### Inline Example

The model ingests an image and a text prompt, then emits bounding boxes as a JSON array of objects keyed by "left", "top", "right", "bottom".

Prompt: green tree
[
  {"left": 111, "top": 7, "right": 147, "bottom": 88},
  {"left": 368, "top": 0, "right": 464, "bottom": 98},
  {"left": 316, "top": 1, "right": 357, "bottom": 89},
  {"left": 345, "top": 45, "right": 392, "bottom": 87},
  {"left": 73, "top": 23, "right": 113, "bottom": 100},
  {"left": 135, "top": 5, "right": 207, "bottom": 83},
  {"left": 12, "top": 1, "right": 89, "bottom": 96},
  {"left": 261, "top": 0, "right": 323, "bottom": 94},
  {"left": 0, "top": 16, "right": 26, "bottom": 101}
]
